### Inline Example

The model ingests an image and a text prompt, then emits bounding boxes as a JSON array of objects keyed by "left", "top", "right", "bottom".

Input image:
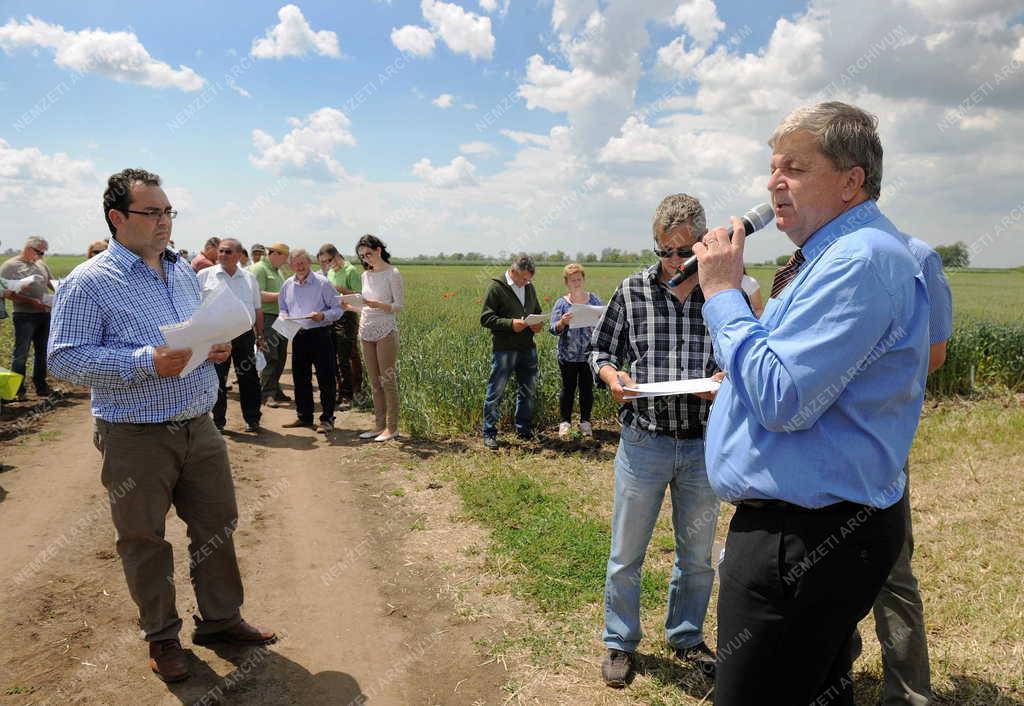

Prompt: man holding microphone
[{"left": 693, "top": 102, "right": 930, "bottom": 705}]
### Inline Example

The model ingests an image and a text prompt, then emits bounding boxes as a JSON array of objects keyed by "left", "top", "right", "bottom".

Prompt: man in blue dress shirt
[
  {"left": 48, "top": 169, "right": 276, "bottom": 684},
  {"left": 692, "top": 102, "right": 931, "bottom": 705}
]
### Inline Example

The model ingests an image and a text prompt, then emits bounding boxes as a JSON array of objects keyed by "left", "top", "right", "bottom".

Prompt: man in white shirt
[{"left": 197, "top": 238, "right": 264, "bottom": 432}]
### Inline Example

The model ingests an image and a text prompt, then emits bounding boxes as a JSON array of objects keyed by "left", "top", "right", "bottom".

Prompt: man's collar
[
  {"left": 644, "top": 262, "right": 662, "bottom": 283},
  {"left": 212, "top": 263, "right": 242, "bottom": 278},
  {"left": 108, "top": 237, "right": 178, "bottom": 270},
  {"left": 800, "top": 200, "right": 882, "bottom": 262}
]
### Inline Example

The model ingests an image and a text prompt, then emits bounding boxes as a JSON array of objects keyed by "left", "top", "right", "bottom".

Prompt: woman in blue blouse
[{"left": 549, "top": 263, "right": 604, "bottom": 438}]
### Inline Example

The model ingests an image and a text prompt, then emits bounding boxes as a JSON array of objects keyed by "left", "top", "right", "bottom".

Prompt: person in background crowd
[
  {"left": 48, "top": 168, "right": 275, "bottom": 684},
  {"left": 279, "top": 249, "right": 341, "bottom": 433},
  {"left": 346, "top": 235, "right": 403, "bottom": 441},
  {"left": 87, "top": 239, "right": 109, "bottom": 258},
  {"left": 191, "top": 236, "right": 220, "bottom": 272},
  {"left": 239, "top": 247, "right": 250, "bottom": 268},
  {"left": 249, "top": 243, "right": 266, "bottom": 267},
  {"left": 318, "top": 243, "right": 363, "bottom": 410},
  {"left": 549, "top": 263, "right": 603, "bottom": 439},
  {"left": 197, "top": 237, "right": 264, "bottom": 433},
  {"left": 0, "top": 236, "right": 57, "bottom": 401},
  {"left": 696, "top": 102, "right": 929, "bottom": 705},
  {"left": 479, "top": 254, "right": 543, "bottom": 450},
  {"left": 741, "top": 267, "right": 765, "bottom": 316},
  {"left": 590, "top": 194, "right": 723, "bottom": 688},
  {"left": 251, "top": 243, "right": 291, "bottom": 406},
  {"left": 848, "top": 234, "right": 953, "bottom": 705}
]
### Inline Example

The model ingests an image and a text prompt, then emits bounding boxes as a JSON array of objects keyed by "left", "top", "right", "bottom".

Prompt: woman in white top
[{"left": 344, "top": 234, "right": 404, "bottom": 441}]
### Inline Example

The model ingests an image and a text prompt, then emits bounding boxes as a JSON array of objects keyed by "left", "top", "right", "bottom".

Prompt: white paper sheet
[
  {"left": 271, "top": 315, "right": 303, "bottom": 341},
  {"left": 524, "top": 313, "right": 546, "bottom": 326},
  {"left": 50, "top": 278, "right": 63, "bottom": 291},
  {"left": 0, "top": 274, "right": 41, "bottom": 293},
  {"left": 339, "top": 293, "right": 363, "bottom": 310},
  {"left": 622, "top": 377, "right": 721, "bottom": 399},
  {"left": 159, "top": 285, "right": 255, "bottom": 378},
  {"left": 568, "top": 303, "right": 606, "bottom": 329},
  {"left": 42, "top": 293, "right": 55, "bottom": 308}
]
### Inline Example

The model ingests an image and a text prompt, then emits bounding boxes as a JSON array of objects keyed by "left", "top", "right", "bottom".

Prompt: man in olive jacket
[{"left": 480, "top": 253, "right": 543, "bottom": 449}]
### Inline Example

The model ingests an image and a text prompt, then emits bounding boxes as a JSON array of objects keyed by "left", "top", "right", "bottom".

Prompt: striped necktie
[{"left": 770, "top": 249, "right": 805, "bottom": 298}]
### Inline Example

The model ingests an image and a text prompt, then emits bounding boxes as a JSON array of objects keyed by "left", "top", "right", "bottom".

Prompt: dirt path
[{"left": 0, "top": 380, "right": 508, "bottom": 705}]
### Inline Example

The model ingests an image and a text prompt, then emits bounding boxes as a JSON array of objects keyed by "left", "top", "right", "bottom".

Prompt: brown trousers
[
  {"left": 94, "top": 415, "right": 244, "bottom": 641},
  {"left": 360, "top": 330, "right": 399, "bottom": 432}
]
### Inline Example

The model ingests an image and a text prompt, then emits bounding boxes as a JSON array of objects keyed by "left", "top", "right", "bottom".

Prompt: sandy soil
[{"left": 0, "top": 381, "right": 509, "bottom": 706}]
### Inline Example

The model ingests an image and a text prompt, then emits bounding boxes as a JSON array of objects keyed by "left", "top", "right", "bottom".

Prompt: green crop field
[{"left": 2, "top": 257, "right": 1022, "bottom": 417}]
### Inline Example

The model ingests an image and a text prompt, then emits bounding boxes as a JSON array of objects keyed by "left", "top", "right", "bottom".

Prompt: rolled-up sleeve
[
  {"left": 921, "top": 251, "right": 953, "bottom": 344},
  {"left": 48, "top": 282, "right": 157, "bottom": 387}
]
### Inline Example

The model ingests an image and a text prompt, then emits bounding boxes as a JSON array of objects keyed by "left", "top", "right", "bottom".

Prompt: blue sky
[{"left": 1, "top": 0, "right": 1023, "bottom": 266}]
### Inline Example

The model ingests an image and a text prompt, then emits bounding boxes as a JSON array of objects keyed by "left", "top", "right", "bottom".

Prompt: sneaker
[
  {"left": 558, "top": 421, "right": 571, "bottom": 439},
  {"left": 359, "top": 429, "right": 385, "bottom": 439},
  {"left": 244, "top": 422, "right": 261, "bottom": 433},
  {"left": 602, "top": 649, "right": 633, "bottom": 688},
  {"left": 580, "top": 421, "right": 593, "bottom": 437},
  {"left": 317, "top": 421, "right": 335, "bottom": 434},
  {"left": 36, "top": 385, "right": 59, "bottom": 398},
  {"left": 515, "top": 429, "right": 536, "bottom": 441},
  {"left": 483, "top": 436, "right": 499, "bottom": 451},
  {"left": 214, "top": 423, "right": 225, "bottom": 434},
  {"left": 676, "top": 641, "right": 716, "bottom": 677},
  {"left": 337, "top": 399, "right": 352, "bottom": 411},
  {"left": 273, "top": 392, "right": 292, "bottom": 403}
]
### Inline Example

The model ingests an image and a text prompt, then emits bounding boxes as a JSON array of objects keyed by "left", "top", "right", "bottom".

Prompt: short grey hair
[
  {"left": 652, "top": 194, "right": 706, "bottom": 240},
  {"left": 288, "top": 248, "right": 311, "bottom": 265},
  {"left": 220, "top": 237, "right": 242, "bottom": 250},
  {"left": 25, "top": 236, "right": 48, "bottom": 251},
  {"left": 769, "top": 101, "right": 883, "bottom": 200},
  {"left": 511, "top": 253, "right": 535, "bottom": 274}
]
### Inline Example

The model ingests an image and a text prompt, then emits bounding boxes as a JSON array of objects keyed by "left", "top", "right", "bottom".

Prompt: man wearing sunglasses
[
  {"left": 590, "top": 193, "right": 724, "bottom": 687},
  {"left": 48, "top": 168, "right": 276, "bottom": 684},
  {"left": 0, "top": 235, "right": 57, "bottom": 400}
]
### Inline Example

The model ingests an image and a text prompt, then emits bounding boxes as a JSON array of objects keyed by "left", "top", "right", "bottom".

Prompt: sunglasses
[
  {"left": 31, "top": 247, "right": 46, "bottom": 257},
  {"left": 654, "top": 247, "right": 693, "bottom": 259},
  {"left": 218, "top": 248, "right": 236, "bottom": 254}
]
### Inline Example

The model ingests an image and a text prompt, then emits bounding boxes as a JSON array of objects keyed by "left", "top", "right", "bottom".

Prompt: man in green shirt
[
  {"left": 317, "top": 244, "right": 362, "bottom": 409},
  {"left": 250, "top": 242, "right": 290, "bottom": 405}
]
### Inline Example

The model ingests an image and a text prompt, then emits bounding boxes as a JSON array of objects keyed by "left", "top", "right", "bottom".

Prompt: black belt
[
  {"left": 733, "top": 499, "right": 866, "bottom": 514},
  {"left": 651, "top": 426, "right": 704, "bottom": 440}
]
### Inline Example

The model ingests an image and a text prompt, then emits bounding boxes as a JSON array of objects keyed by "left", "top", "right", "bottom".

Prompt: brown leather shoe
[
  {"left": 282, "top": 419, "right": 314, "bottom": 429},
  {"left": 148, "top": 639, "right": 190, "bottom": 683},
  {"left": 192, "top": 619, "right": 277, "bottom": 646}
]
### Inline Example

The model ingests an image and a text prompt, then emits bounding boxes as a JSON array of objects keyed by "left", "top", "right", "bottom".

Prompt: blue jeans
[
  {"left": 603, "top": 425, "right": 720, "bottom": 653},
  {"left": 482, "top": 349, "right": 538, "bottom": 437},
  {"left": 11, "top": 312, "right": 50, "bottom": 395}
]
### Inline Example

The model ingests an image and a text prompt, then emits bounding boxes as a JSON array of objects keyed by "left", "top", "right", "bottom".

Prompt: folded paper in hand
[
  {"left": 339, "top": 293, "right": 363, "bottom": 310},
  {"left": 271, "top": 315, "right": 303, "bottom": 341},
  {"left": 524, "top": 313, "right": 546, "bottom": 326},
  {"left": 568, "top": 304, "right": 606, "bottom": 329},
  {"left": 159, "top": 285, "right": 254, "bottom": 378},
  {"left": 622, "top": 377, "right": 721, "bottom": 399},
  {"left": 0, "top": 274, "right": 41, "bottom": 293}
]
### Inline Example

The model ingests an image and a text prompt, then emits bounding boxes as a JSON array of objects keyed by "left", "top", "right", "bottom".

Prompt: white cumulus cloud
[
  {"left": 251, "top": 4, "right": 340, "bottom": 60},
  {"left": 422, "top": 0, "right": 495, "bottom": 60},
  {"left": 432, "top": 93, "right": 455, "bottom": 108},
  {"left": 669, "top": 0, "right": 725, "bottom": 47},
  {"left": 390, "top": 24, "right": 436, "bottom": 57},
  {"left": 459, "top": 141, "right": 496, "bottom": 155},
  {"left": 412, "top": 155, "right": 478, "bottom": 188},
  {"left": 250, "top": 107, "right": 355, "bottom": 182},
  {"left": 0, "top": 15, "right": 205, "bottom": 91}
]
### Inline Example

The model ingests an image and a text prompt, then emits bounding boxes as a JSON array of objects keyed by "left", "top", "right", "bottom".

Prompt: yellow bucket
[{"left": 0, "top": 367, "right": 24, "bottom": 400}]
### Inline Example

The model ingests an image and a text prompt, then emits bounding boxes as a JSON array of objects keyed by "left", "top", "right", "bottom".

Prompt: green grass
[{"left": 422, "top": 394, "right": 1024, "bottom": 704}]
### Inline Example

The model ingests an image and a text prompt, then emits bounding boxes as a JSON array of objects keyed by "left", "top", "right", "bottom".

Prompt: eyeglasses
[
  {"left": 123, "top": 208, "right": 178, "bottom": 221},
  {"left": 218, "top": 248, "right": 236, "bottom": 254},
  {"left": 654, "top": 247, "right": 693, "bottom": 259},
  {"left": 30, "top": 247, "right": 46, "bottom": 257}
]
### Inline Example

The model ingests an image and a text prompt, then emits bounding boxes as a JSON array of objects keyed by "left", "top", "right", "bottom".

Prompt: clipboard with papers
[{"left": 622, "top": 377, "right": 721, "bottom": 399}]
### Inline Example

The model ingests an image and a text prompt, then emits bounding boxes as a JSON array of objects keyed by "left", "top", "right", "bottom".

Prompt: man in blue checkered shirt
[
  {"left": 589, "top": 193, "right": 725, "bottom": 688},
  {"left": 47, "top": 168, "right": 276, "bottom": 684}
]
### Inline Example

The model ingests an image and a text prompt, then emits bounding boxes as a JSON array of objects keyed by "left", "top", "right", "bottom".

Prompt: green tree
[
  {"left": 935, "top": 241, "right": 969, "bottom": 268},
  {"left": 775, "top": 254, "right": 791, "bottom": 266}
]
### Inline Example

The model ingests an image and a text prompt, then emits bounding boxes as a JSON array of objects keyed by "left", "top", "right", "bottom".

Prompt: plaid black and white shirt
[{"left": 590, "top": 263, "right": 718, "bottom": 434}]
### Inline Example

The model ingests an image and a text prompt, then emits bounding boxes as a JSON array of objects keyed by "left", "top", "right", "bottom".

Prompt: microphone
[{"left": 666, "top": 202, "right": 775, "bottom": 287}]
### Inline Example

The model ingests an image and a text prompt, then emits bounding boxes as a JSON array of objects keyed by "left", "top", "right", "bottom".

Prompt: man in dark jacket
[{"left": 480, "top": 253, "right": 543, "bottom": 449}]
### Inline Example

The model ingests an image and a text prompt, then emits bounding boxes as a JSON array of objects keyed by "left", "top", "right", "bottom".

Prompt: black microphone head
[{"left": 743, "top": 203, "right": 775, "bottom": 233}]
